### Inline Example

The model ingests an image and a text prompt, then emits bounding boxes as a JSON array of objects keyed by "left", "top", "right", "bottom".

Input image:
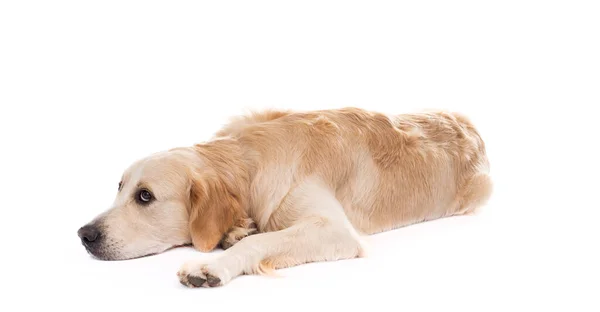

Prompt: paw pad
[
  {"left": 179, "top": 272, "right": 222, "bottom": 288},
  {"left": 187, "top": 275, "right": 207, "bottom": 287}
]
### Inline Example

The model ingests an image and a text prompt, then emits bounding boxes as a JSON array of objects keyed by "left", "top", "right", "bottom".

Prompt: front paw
[
  {"left": 177, "top": 260, "right": 231, "bottom": 288},
  {"left": 219, "top": 218, "right": 258, "bottom": 250}
]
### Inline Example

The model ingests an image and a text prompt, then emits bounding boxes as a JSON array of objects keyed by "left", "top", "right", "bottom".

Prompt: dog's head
[{"left": 77, "top": 146, "right": 247, "bottom": 260}]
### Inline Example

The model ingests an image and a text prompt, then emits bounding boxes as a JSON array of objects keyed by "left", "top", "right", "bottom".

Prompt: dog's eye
[
  {"left": 118, "top": 181, "right": 122, "bottom": 191},
  {"left": 137, "top": 189, "right": 153, "bottom": 203}
]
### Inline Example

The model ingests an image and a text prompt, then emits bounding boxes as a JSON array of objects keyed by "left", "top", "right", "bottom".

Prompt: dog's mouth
[
  {"left": 81, "top": 239, "right": 118, "bottom": 261},
  {"left": 81, "top": 241, "right": 193, "bottom": 261}
]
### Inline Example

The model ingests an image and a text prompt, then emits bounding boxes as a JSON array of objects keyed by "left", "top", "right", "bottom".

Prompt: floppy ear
[{"left": 188, "top": 172, "right": 244, "bottom": 252}]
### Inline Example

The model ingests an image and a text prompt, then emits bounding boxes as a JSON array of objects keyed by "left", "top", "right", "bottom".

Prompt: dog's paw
[
  {"left": 220, "top": 218, "right": 258, "bottom": 250},
  {"left": 177, "top": 260, "right": 231, "bottom": 288}
]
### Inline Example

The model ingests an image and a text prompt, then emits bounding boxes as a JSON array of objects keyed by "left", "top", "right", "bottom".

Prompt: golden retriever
[{"left": 77, "top": 107, "right": 492, "bottom": 287}]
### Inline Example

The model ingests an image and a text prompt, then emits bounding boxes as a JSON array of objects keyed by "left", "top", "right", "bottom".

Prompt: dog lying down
[{"left": 77, "top": 107, "right": 492, "bottom": 288}]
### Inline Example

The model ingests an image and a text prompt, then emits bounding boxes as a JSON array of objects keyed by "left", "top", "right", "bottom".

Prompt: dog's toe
[
  {"left": 205, "top": 274, "right": 222, "bottom": 287},
  {"left": 187, "top": 275, "right": 207, "bottom": 287}
]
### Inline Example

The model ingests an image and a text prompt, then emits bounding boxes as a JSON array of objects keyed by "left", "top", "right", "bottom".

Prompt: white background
[{"left": 1, "top": 1, "right": 599, "bottom": 311}]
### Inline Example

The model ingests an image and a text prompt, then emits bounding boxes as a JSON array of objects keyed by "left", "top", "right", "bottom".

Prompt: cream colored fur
[{"left": 79, "top": 107, "right": 492, "bottom": 287}]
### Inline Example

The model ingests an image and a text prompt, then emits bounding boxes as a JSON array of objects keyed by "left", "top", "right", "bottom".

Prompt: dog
[{"left": 77, "top": 107, "right": 492, "bottom": 287}]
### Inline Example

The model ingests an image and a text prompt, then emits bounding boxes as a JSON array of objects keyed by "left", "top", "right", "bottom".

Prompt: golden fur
[{"left": 78, "top": 107, "right": 492, "bottom": 287}]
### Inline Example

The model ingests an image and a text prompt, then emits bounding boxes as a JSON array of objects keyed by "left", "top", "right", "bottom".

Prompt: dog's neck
[
  {"left": 193, "top": 137, "right": 253, "bottom": 175},
  {"left": 192, "top": 137, "right": 254, "bottom": 211}
]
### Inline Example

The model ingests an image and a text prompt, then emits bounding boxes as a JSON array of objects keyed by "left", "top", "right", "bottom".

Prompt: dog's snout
[{"left": 78, "top": 225, "right": 101, "bottom": 244}]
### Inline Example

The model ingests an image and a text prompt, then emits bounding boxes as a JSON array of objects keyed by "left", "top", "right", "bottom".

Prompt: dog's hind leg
[{"left": 455, "top": 172, "right": 493, "bottom": 215}]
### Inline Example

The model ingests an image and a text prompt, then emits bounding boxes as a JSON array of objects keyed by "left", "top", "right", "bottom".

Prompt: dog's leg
[
  {"left": 455, "top": 172, "right": 493, "bottom": 215},
  {"left": 177, "top": 178, "right": 365, "bottom": 288},
  {"left": 219, "top": 217, "right": 258, "bottom": 250}
]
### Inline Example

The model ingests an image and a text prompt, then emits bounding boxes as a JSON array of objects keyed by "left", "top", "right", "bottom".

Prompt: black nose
[{"left": 78, "top": 225, "right": 101, "bottom": 244}]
